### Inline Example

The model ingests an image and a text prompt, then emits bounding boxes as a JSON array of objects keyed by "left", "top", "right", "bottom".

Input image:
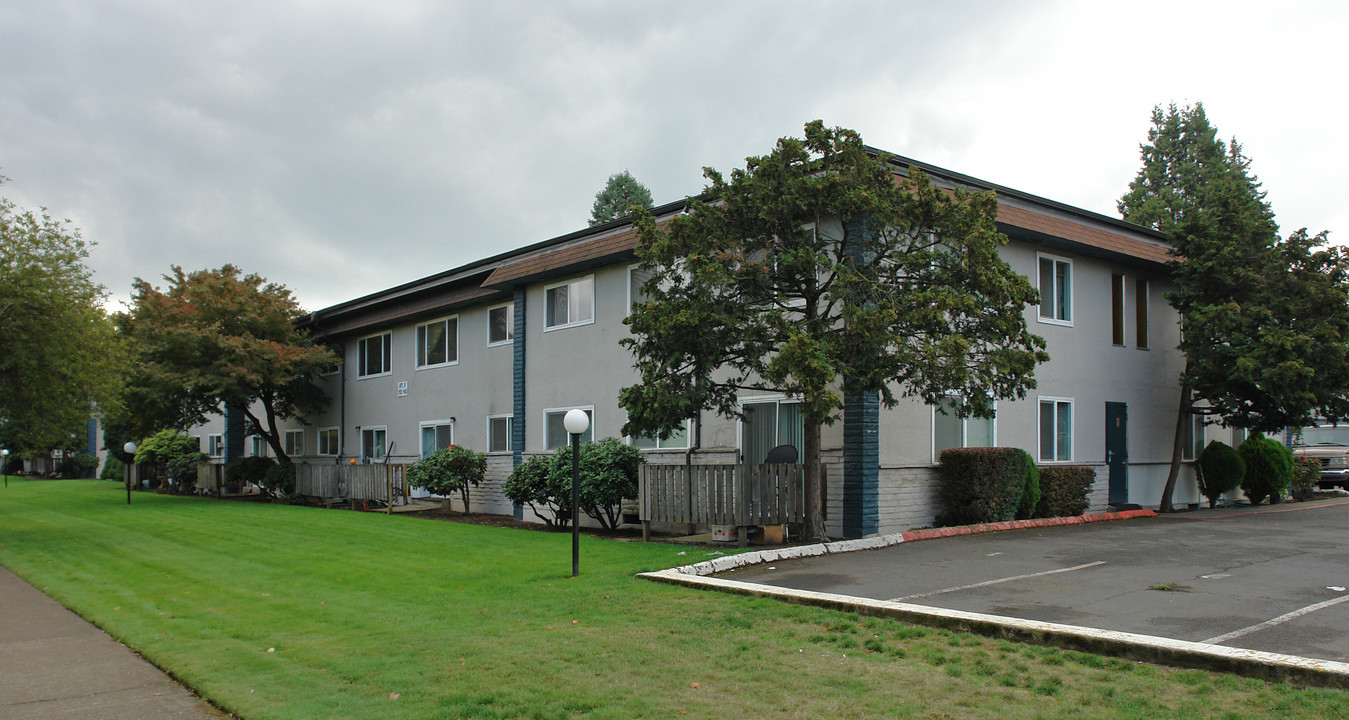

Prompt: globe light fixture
[{"left": 563, "top": 409, "right": 590, "bottom": 577}]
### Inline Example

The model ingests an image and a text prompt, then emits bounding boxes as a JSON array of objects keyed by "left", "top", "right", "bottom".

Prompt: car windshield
[{"left": 1296, "top": 426, "right": 1349, "bottom": 446}]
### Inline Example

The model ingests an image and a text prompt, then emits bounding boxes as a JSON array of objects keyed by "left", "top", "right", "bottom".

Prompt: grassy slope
[{"left": 1, "top": 477, "right": 1345, "bottom": 719}]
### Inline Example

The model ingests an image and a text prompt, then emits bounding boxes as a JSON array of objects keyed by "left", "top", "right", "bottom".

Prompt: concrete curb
[{"left": 642, "top": 509, "right": 1349, "bottom": 688}]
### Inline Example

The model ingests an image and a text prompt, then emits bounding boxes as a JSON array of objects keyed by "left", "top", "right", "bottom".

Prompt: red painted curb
[{"left": 899, "top": 509, "right": 1156, "bottom": 542}]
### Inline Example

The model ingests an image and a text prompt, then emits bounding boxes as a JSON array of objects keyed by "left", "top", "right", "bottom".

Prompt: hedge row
[{"left": 936, "top": 447, "right": 1093, "bottom": 526}]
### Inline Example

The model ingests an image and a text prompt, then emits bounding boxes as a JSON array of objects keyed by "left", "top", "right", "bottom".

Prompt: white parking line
[
  {"left": 1204, "top": 594, "right": 1349, "bottom": 644},
  {"left": 888, "top": 561, "right": 1108, "bottom": 602}
]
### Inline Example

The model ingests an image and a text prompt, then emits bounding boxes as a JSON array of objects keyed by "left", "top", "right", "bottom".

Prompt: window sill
[{"left": 543, "top": 318, "right": 595, "bottom": 333}]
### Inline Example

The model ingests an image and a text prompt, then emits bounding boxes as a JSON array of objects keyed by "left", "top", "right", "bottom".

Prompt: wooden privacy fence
[
  {"left": 640, "top": 463, "right": 809, "bottom": 536},
  {"left": 296, "top": 463, "right": 410, "bottom": 512}
]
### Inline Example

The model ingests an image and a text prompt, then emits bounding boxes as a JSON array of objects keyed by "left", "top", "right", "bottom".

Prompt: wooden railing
[
  {"left": 640, "top": 463, "right": 807, "bottom": 533},
  {"left": 296, "top": 463, "right": 410, "bottom": 511}
]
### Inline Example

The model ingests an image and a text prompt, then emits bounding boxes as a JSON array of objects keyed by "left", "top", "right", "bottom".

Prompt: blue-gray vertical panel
[
  {"left": 86, "top": 418, "right": 98, "bottom": 456},
  {"left": 512, "top": 287, "right": 526, "bottom": 520},
  {"left": 841, "top": 213, "right": 880, "bottom": 538},
  {"left": 224, "top": 403, "right": 245, "bottom": 463}
]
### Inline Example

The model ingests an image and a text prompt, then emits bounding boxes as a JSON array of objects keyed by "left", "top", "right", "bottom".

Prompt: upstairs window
[
  {"left": 544, "top": 276, "right": 594, "bottom": 330},
  {"left": 1037, "top": 254, "right": 1072, "bottom": 325},
  {"left": 358, "top": 333, "right": 392, "bottom": 378},
  {"left": 1111, "top": 273, "right": 1126, "bottom": 346},
  {"left": 1135, "top": 278, "right": 1150, "bottom": 350},
  {"left": 489, "top": 305, "right": 514, "bottom": 346},
  {"left": 416, "top": 317, "right": 459, "bottom": 369}
]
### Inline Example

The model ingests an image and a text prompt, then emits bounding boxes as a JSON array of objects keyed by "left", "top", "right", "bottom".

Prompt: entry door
[{"left": 1105, "top": 402, "right": 1128, "bottom": 504}]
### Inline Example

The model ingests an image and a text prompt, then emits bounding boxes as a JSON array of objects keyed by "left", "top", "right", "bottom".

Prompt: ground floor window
[
  {"left": 545, "top": 407, "right": 593, "bottom": 450},
  {"left": 1038, "top": 397, "right": 1073, "bottom": 462},
  {"left": 284, "top": 430, "right": 304, "bottom": 457},
  {"left": 932, "top": 397, "right": 996, "bottom": 460},
  {"left": 632, "top": 419, "right": 690, "bottom": 450},
  {"left": 1182, "top": 413, "right": 1205, "bottom": 461},
  {"left": 488, "top": 415, "right": 513, "bottom": 453},
  {"left": 361, "top": 427, "right": 387, "bottom": 462},
  {"left": 420, "top": 421, "right": 454, "bottom": 458},
  {"left": 318, "top": 427, "right": 339, "bottom": 456},
  {"left": 207, "top": 434, "right": 224, "bottom": 458},
  {"left": 741, "top": 399, "right": 803, "bottom": 464}
]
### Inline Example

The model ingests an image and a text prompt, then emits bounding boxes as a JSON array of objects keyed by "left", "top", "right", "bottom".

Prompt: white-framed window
[
  {"left": 632, "top": 419, "right": 691, "bottom": 450},
  {"left": 1037, "top": 253, "right": 1073, "bottom": 325},
  {"left": 1183, "top": 413, "right": 1206, "bottom": 461},
  {"left": 419, "top": 420, "right": 454, "bottom": 458},
  {"left": 250, "top": 435, "right": 267, "bottom": 458},
  {"left": 207, "top": 434, "right": 224, "bottom": 458},
  {"left": 544, "top": 276, "right": 594, "bottom": 330},
  {"left": 544, "top": 406, "right": 594, "bottom": 450},
  {"left": 739, "top": 397, "right": 804, "bottom": 464},
  {"left": 1038, "top": 397, "right": 1073, "bottom": 462},
  {"left": 357, "top": 332, "right": 392, "bottom": 378},
  {"left": 931, "top": 397, "right": 997, "bottom": 461},
  {"left": 361, "top": 426, "right": 387, "bottom": 462},
  {"left": 1232, "top": 426, "right": 1248, "bottom": 449},
  {"left": 284, "top": 429, "right": 305, "bottom": 457},
  {"left": 628, "top": 264, "right": 653, "bottom": 317},
  {"left": 1135, "top": 278, "right": 1150, "bottom": 350},
  {"left": 415, "top": 316, "right": 459, "bottom": 369},
  {"left": 487, "top": 414, "right": 513, "bottom": 453},
  {"left": 488, "top": 304, "right": 514, "bottom": 346},
  {"left": 317, "top": 427, "right": 339, "bottom": 456}
]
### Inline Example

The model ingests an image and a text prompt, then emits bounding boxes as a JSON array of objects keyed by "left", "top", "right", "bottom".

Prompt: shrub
[
  {"left": 134, "top": 429, "right": 207, "bottom": 493},
  {"left": 1197, "top": 440, "right": 1244, "bottom": 508},
  {"left": 935, "top": 447, "right": 1025, "bottom": 526},
  {"left": 1238, "top": 435, "right": 1293, "bottom": 505},
  {"left": 4, "top": 456, "right": 22, "bottom": 475},
  {"left": 262, "top": 462, "right": 297, "bottom": 498},
  {"left": 502, "top": 454, "right": 571, "bottom": 526},
  {"left": 1016, "top": 450, "right": 1040, "bottom": 520},
  {"left": 1291, "top": 456, "right": 1320, "bottom": 502},
  {"left": 99, "top": 454, "right": 124, "bottom": 481},
  {"left": 226, "top": 456, "right": 276, "bottom": 488},
  {"left": 1034, "top": 466, "right": 1095, "bottom": 518},
  {"left": 58, "top": 452, "right": 99, "bottom": 479},
  {"left": 407, "top": 445, "right": 487, "bottom": 513}
]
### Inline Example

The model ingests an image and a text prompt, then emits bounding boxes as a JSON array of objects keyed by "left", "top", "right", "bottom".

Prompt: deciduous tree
[
  {"left": 118, "top": 265, "right": 337, "bottom": 462},
  {"left": 620, "top": 121, "right": 1048, "bottom": 539},
  {"left": 0, "top": 178, "right": 122, "bottom": 458},
  {"left": 1118, "top": 103, "right": 1349, "bottom": 511}
]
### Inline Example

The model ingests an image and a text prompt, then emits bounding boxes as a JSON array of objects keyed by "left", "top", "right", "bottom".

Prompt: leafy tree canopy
[
  {"left": 620, "top": 120, "right": 1048, "bottom": 537},
  {"left": 116, "top": 265, "right": 337, "bottom": 462},
  {"left": 1118, "top": 102, "right": 1349, "bottom": 510},
  {"left": 0, "top": 177, "right": 122, "bottom": 458},
  {"left": 589, "top": 170, "right": 653, "bottom": 226}
]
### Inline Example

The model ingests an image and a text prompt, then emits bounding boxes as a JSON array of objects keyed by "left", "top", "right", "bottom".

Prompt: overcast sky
[{"left": 2, "top": 1, "right": 1344, "bottom": 312}]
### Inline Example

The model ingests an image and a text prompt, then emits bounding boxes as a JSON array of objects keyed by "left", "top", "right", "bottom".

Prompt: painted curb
[{"left": 635, "top": 570, "right": 1349, "bottom": 688}]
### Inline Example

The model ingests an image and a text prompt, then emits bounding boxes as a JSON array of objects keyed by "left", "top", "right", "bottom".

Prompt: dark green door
[{"left": 1106, "top": 402, "right": 1129, "bottom": 504}]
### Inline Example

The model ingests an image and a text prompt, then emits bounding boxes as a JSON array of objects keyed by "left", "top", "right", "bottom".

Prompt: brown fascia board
[{"left": 300, "top": 266, "right": 508, "bottom": 340}]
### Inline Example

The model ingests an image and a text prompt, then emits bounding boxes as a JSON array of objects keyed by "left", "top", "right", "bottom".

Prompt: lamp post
[
  {"left": 563, "top": 409, "right": 589, "bottom": 578},
  {"left": 123, "top": 441, "right": 137, "bottom": 505},
  {"left": 2, "top": 449, "right": 9, "bottom": 488}
]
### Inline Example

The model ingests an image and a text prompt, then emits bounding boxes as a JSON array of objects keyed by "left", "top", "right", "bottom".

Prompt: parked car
[{"left": 1290, "top": 423, "right": 1349, "bottom": 488}]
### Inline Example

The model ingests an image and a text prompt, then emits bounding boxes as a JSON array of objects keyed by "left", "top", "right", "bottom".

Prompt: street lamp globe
[
  {"left": 563, "top": 409, "right": 589, "bottom": 436},
  {"left": 123, "top": 441, "right": 137, "bottom": 455}
]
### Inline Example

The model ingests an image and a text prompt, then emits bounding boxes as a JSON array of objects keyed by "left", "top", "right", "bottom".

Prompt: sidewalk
[{"left": 0, "top": 566, "right": 224, "bottom": 719}]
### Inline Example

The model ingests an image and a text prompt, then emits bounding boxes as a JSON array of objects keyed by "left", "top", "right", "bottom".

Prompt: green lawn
[{"left": 2, "top": 477, "right": 1346, "bottom": 719}]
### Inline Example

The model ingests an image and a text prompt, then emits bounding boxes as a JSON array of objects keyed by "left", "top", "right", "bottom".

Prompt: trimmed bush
[
  {"left": 502, "top": 454, "right": 571, "bottom": 526},
  {"left": 1034, "top": 466, "right": 1094, "bottom": 518},
  {"left": 407, "top": 445, "right": 487, "bottom": 513},
  {"left": 1016, "top": 450, "right": 1040, "bottom": 520},
  {"left": 226, "top": 456, "right": 276, "bottom": 488},
  {"left": 1291, "top": 456, "right": 1320, "bottom": 502},
  {"left": 58, "top": 452, "right": 99, "bottom": 479},
  {"left": 501, "top": 439, "right": 645, "bottom": 530},
  {"left": 134, "top": 430, "right": 206, "bottom": 493},
  {"left": 935, "top": 447, "right": 1025, "bottom": 526},
  {"left": 99, "top": 454, "right": 124, "bottom": 481},
  {"left": 1238, "top": 435, "right": 1293, "bottom": 505},
  {"left": 1197, "top": 440, "right": 1244, "bottom": 508},
  {"left": 262, "top": 462, "right": 297, "bottom": 498}
]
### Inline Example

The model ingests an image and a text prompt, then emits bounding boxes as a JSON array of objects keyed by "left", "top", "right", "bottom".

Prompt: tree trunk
[
  {"left": 1159, "top": 380, "right": 1193, "bottom": 513},
  {"left": 803, "top": 420, "right": 828, "bottom": 541}
]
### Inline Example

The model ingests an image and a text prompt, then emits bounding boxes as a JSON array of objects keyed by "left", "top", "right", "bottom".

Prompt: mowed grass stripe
[{"left": 2, "top": 477, "right": 1346, "bottom": 719}]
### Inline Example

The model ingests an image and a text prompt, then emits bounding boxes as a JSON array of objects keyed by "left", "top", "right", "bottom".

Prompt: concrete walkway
[{"left": 0, "top": 566, "right": 224, "bottom": 719}]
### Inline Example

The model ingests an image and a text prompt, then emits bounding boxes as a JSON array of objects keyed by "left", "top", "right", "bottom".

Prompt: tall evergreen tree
[
  {"left": 1119, "top": 103, "right": 1349, "bottom": 511},
  {"left": 621, "top": 121, "right": 1048, "bottom": 539},
  {"left": 588, "top": 171, "right": 653, "bottom": 226}
]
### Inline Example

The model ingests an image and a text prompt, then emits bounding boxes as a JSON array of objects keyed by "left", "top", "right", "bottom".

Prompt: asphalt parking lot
[{"left": 722, "top": 499, "right": 1349, "bottom": 663}]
